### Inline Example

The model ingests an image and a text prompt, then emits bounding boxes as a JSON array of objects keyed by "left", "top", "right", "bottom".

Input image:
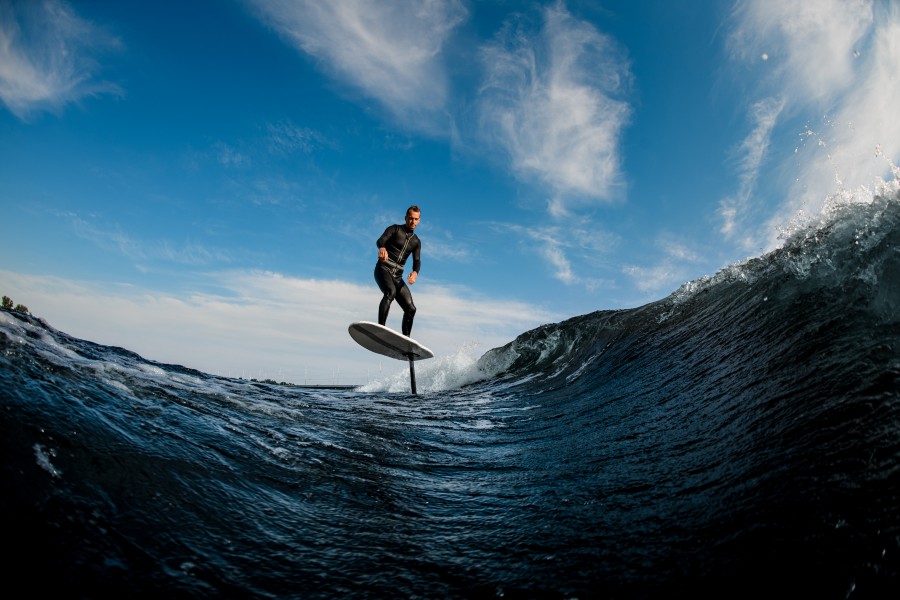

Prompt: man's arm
[
  {"left": 407, "top": 237, "right": 420, "bottom": 284},
  {"left": 376, "top": 225, "right": 395, "bottom": 261}
]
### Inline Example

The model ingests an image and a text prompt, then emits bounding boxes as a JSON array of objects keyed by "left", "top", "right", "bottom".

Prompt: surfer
[{"left": 375, "top": 205, "right": 421, "bottom": 337}]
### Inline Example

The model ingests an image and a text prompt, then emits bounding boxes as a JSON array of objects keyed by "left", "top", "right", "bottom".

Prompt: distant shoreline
[
  {"left": 248, "top": 381, "right": 359, "bottom": 390},
  {"left": 290, "top": 384, "right": 358, "bottom": 390}
]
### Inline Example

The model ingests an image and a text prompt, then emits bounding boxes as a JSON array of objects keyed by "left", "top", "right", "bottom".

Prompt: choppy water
[{"left": 2, "top": 185, "right": 900, "bottom": 599}]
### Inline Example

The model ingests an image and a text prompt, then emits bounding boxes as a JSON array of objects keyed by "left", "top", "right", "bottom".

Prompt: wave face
[{"left": 2, "top": 188, "right": 900, "bottom": 599}]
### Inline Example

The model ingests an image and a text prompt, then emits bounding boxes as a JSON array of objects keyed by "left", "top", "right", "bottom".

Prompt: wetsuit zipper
[{"left": 390, "top": 229, "right": 413, "bottom": 277}]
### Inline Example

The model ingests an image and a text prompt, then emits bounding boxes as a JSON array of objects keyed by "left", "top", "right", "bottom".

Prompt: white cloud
[
  {"left": 0, "top": 0, "right": 122, "bottom": 119},
  {"left": 622, "top": 264, "right": 682, "bottom": 295},
  {"left": 623, "top": 235, "right": 705, "bottom": 294},
  {"left": 213, "top": 142, "right": 251, "bottom": 169},
  {"left": 476, "top": 3, "right": 632, "bottom": 211},
  {"left": 2, "top": 268, "right": 555, "bottom": 385},
  {"left": 729, "top": 0, "right": 873, "bottom": 102},
  {"left": 498, "top": 224, "right": 573, "bottom": 285},
  {"left": 717, "top": 96, "right": 784, "bottom": 245},
  {"left": 247, "top": 1, "right": 633, "bottom": 219},
  {"left": 496, "top": 221, "right": 620, "bottom": 288},
  {"left": 539, "top": 241, "right": 575, "bottom": 284},
  {"left": 725, "top": 0, "right": 900, "bottom": 251},
  {"left": 247, "top": 0, "right": 466, "bottom": 131},
  {"left": 424, "top": 235, "right": 472, "bottom": 263},
  {"left": 783, "top": 4, "right": 900, "bottom": 200},
  {"left": 657, "top": 237, "right": 703, "bottom": 264},
  {"left": 63, "top": 212, "right": 236, "bottom": 266},
  {"left": 265, "top": 121, "right": 330, "bottom": 155}
]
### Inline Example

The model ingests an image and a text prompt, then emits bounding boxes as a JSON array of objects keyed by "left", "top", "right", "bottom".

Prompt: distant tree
[{"left": 1, "top": 296, "right": 30, "bottom": 314}]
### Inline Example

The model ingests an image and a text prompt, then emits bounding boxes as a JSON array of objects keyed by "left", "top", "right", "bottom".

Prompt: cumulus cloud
[
  {"left": 247, "top": 0, "right": 466, "bottom": 131},
  {"left": 0, "top": 0, "right": 122, "bottom": 119},
  {"left": 476, "top": 3, "right": 632, "bottom": 212}
]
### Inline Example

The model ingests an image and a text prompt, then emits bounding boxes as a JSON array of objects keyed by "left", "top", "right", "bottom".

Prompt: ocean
[{"left": 2, "top": 184, "right": 899, "bottom": 599}]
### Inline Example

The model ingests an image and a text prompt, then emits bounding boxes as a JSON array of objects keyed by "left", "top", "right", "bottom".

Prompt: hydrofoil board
[
  {"left": 348, "top": 321, "right": 433, "bottom": 394},
  {"left": 348, "top": 321, "right": 434, "bottom": 361}
]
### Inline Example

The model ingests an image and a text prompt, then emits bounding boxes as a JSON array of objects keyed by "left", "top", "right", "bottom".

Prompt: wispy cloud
[
  {"left": 423, "top": 235, "right": 472, "bottom": 263},
  {"left": 725, "top": 0, "right": 900, "bottom": 250},
  {"left": 247, "top": 1, "right": 633, "bottom": 220},
  {"left": 246, "top": 0, "right": 467, "bottom": 131},
  {"left": 213, "top": 142, "right": 251, "bottom": 169},
  {"left": 64, "top": 212, "right": 235, "bottom": 266},
  {"left": 498, "top": 223, "right": 574, "bottom": 285},
  {"left": 717, "top": 96, "right": 784, "bottom": 246},
  {"left": 729, "top": 0, "right": 873, "bottom": 103},
  {"left": 494, "top": 221, "right": 619, "bottom": 288},
  {"left": 622, "top": 264, "right": 680, "bottom": 295},
  {"left": 0, "top": 0, "right": 122, "bottom": 120},
  {"left": 538, "top": 235, "right": 575, "bottom": 284},
  {"left": 265, "top": 120, "right": 332, "bottom": 155},
  {"left": 476, "top": 3, "right": 632, "bottom": 213},
  {"left": 623, "top": 235, "right": 704, "bottom": 294}
]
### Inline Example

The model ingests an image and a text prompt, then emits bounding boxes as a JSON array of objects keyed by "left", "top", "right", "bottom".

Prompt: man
[{"left": 375, "top": 205, "right": 421, "bottom": 337}]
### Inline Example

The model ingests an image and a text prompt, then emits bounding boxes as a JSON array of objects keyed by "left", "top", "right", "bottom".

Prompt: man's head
[{"left": 405, "top": 206, "right": 421, "bottom": 230}]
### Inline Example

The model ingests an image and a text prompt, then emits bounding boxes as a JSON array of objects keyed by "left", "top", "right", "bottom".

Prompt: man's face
[{"left": 405, "top": 211, "right": 420, "bottom": 230}]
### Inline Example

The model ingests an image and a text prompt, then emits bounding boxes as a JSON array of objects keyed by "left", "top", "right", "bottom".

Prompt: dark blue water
[{"left": 2, "top": 188, "right": 900, "bottom": 599}]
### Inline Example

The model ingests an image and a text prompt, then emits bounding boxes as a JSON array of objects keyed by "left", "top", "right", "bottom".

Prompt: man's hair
[{"left": 406, "top": 205, "right": 420, "bottom": 216}]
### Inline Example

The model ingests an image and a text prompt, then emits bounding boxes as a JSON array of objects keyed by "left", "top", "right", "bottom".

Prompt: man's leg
[
  {"left": 395, "top": 284, "right": 416, "bottom": 337},
  {"left": 374, "top": 265, "right": 397, "bottom": 326}
]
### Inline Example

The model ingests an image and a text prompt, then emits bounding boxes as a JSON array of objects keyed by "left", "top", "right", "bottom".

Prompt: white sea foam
[{"left": 356, "top": 341, "right": 490, "bottom": 393}]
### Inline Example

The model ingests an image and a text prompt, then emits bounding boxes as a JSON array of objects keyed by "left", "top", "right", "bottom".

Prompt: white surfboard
[{"left": 348, "top": 321, "right": 434, "bottom": 361}]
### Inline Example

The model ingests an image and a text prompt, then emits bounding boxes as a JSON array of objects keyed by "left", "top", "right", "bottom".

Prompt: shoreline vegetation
[
  {"left": 2, "top": 295, "right": 29, "bottom": 315},
  {"left": 1, "top": 295, "right": 355, "bottom": 390}
]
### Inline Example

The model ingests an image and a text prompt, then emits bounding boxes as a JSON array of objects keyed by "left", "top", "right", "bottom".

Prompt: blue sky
[{"left": 2, "top": 0, "right": 899, "bottom": 385}]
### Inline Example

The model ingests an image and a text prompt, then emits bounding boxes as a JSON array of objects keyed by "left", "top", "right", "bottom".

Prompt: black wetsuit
[{"left": 375, "top": 224, "right": 421, "bottom": 336}]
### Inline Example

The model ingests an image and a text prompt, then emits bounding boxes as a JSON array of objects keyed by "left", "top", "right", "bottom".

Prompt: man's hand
[
  {"left": 378, "top": 247, "right": 388, "bottom": 261},
  {"left": 407, "top": 271, "right": 417, "bottom": 285}
]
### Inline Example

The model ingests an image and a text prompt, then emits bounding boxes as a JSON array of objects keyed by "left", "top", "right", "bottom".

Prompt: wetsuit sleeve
[
  {"left": 411, "top": 236, "right": 421, "bottom": 273},
  {"left": 376, "top": 225, "right": 395, "bottom": 249}
]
